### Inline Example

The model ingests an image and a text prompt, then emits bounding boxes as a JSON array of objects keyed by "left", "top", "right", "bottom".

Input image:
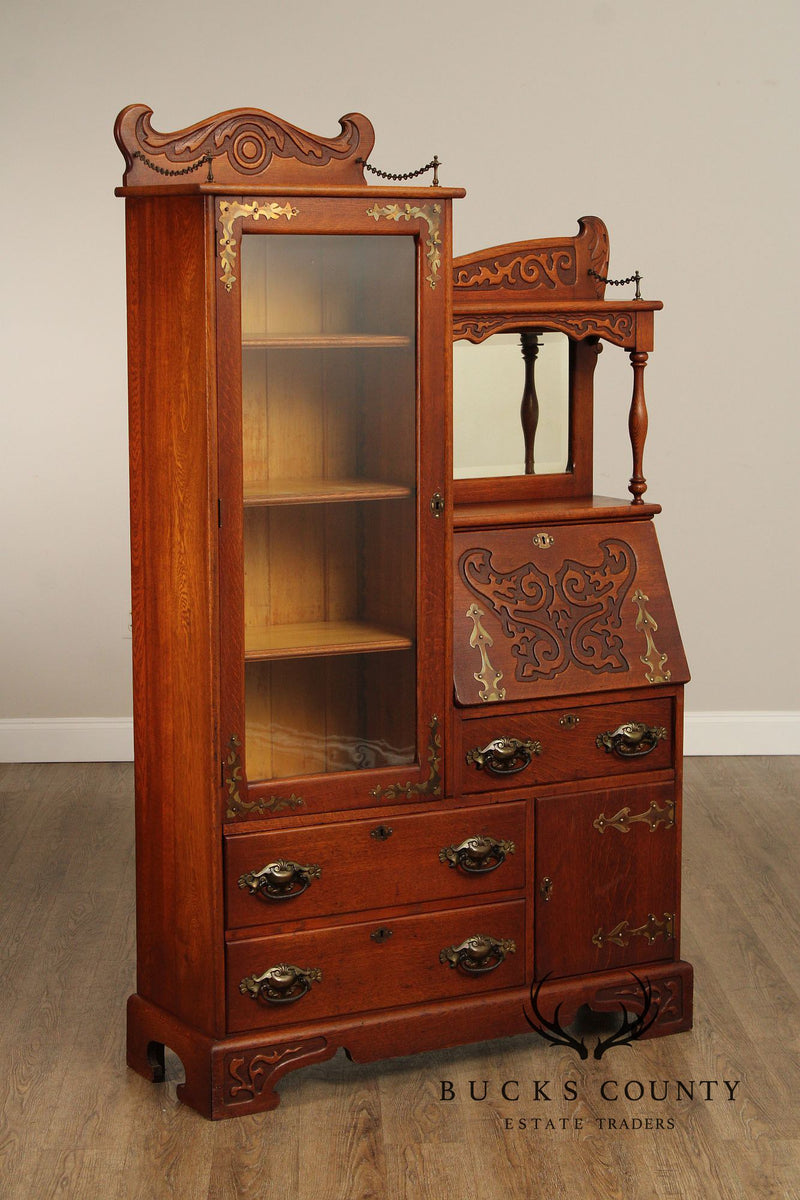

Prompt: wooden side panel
[{"left": 126, "top": 195, "right": 223, "bottom": 1035}]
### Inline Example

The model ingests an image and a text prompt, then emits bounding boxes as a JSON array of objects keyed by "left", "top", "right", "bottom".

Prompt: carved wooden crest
[
  {"left": 453, "top": 216, "right": 609, "bottom": 301},
  {"left": 115, "top": 104, "right": 375, "bottom": 187}
]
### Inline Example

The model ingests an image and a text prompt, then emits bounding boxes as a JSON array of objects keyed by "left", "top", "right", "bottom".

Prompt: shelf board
[
  {"left": 242, "top": 333, "right": 412, "bottom": 349},
  {"left": 245, "top": 621, "right": 414, "bottom": 662},
  {"left": 453, "top": 494, "right": 662, "bottom": 528},
  {"left": 244, "top": 478, "right": 413, "bottom": 506}
]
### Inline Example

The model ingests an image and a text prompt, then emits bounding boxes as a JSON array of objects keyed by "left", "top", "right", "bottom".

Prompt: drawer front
[
  {"left": 458, "top": 696, "right": 674, "bottom": 794},
  {"left": 227, "top": 899, "right": 526, "bottom": 1033},
  {"left": 225, "top": 802, "right": 527, "bottom": 929},
  {"left": 535, "top": 782, "right": 678, "bottom": 979}
]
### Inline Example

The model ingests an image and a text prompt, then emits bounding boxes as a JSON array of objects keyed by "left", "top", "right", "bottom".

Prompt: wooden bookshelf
[
  {"left": 243, "top": 478, "right": 413, "bottom": 506},
  {"left": 244, "top": 620, "right": 414, "bottom": 661},
  {"left": 242, "top": 333, "right": 412, "bottom": 349}
]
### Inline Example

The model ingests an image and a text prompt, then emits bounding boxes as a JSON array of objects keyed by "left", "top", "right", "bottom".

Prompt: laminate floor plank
[{"left": 1, "top": 759, "right": 799, "bottom": 1200}]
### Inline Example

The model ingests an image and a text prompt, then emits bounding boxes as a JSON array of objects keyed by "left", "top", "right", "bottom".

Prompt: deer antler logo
[{"left": 525, "top": 973, "right": 659, "bottom": 1059}]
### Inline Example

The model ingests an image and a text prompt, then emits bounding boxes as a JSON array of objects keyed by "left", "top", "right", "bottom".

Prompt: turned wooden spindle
[
  {"left": 520, "top": 332, "right": 541, "bottom": 475},
  {"left": 628, "top": 350, "right": 649, "bottom": 504}
]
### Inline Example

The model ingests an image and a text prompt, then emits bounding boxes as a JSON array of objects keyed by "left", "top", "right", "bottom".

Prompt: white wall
[{"left": 1, "top": 0, "right": 797, "bottom": 759}]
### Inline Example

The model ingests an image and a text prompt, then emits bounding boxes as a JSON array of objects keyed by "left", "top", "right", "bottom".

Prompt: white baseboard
[
  {"left": 0, "top": 712, "right": 797, "bottom": 763},
  {"left": 684, "top": 711, "right": 800, "bottom": 756},
  {"left": 0, "top": 718, "right": 135, "bottom": 763}
]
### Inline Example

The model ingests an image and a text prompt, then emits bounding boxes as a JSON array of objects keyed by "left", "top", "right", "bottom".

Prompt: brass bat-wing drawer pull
[
  {"left": 595, "top": 722, "right": 667, "bottom": 758},
  {"left": 439, "top": 835, "right": 516, "bottom": 874},
  {"left": 465, "top": 736, "right": 541, "bottom": 775},
  {"left": 239, "top": 963, "right": 322, "bottom": 1004},
  {"left": 439, "top": 934, "right": 516, "bottom": 974},
  {"left": 238, "top": 859, "right": 322, "bottom": 901}
]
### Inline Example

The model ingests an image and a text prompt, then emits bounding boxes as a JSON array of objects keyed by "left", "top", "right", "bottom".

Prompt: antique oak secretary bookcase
[{"left": 115, "top": 103, "right": 692, "bottom": 1119}]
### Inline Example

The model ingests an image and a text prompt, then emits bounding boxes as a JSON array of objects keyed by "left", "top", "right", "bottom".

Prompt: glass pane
[
  {"left": 453, "top": 332, "right": 570, "bottom": 478},
  {"left": 240, "top": 234, "right": 417, "bottom": 782}
]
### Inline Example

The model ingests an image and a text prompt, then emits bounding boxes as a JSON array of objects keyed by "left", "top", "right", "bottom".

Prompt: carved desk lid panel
[{"left": 453, "top": 520, "right": 689, "bottom": 705}]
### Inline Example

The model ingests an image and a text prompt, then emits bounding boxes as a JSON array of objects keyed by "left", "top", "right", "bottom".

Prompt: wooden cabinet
[{"left": 117, "top": 103, "right": 692, "bottom": 1120}]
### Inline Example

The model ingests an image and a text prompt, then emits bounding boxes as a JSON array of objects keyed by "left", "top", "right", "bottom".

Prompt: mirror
[{"left": 453, "top": 332, "right": 570, "bottom": 479}]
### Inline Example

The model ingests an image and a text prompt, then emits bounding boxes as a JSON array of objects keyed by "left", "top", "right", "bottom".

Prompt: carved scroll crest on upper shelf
[
  {"left": 453, "top": 216, "right": 609, "bottom": 301},
  {"left": 115, "top": 104, "right": 375, "bottom": 187}
]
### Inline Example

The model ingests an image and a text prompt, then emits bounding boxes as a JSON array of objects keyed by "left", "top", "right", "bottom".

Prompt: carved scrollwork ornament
[
  {"left": 459, "top": 539, "right": 636, "bottom": 685},
  {"left": 116, "top": 105, "right": 374, "bottom": 187}
]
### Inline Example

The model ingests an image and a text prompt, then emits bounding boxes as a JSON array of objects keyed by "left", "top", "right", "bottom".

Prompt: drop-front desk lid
[{"left": 453, "top": 519, "right": 689, "bottom": 705}]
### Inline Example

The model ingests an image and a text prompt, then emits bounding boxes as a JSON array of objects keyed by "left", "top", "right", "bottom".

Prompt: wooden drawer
[
  {"left": 458, "top": 696, "right": 674, "bottom": 794},
  {"left": 227, "top": 899, "right": 526, "bottom": 1033},
  {"left": 225, "top": 802, "right": 527, "bottom": 930},
  {"left": 535, "top": 781, "right": 678, "bottom": 979}
]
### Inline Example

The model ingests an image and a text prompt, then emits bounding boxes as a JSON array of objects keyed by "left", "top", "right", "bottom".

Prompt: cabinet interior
[{"left": 240, "top": 233, "right": 417, "bottom": 781}]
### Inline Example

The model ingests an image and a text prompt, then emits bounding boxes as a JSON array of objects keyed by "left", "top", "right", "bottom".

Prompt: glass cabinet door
[{"left": 238, "top": 233, "right": 418, "bottom": 785}]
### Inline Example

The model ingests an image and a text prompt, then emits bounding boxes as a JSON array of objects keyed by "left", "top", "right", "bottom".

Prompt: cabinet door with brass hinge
[{"left": 535, "top": 780, "right": 679, "bottom": 979}]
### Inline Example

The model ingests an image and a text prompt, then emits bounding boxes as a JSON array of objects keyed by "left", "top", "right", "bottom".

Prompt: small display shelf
[
  {"left": 242, "top": 333, "right": 412, "bottom": 349},
  {"left": 243, "top": 478, "right": 413, "bottom": 506},
  {"left": 244, "top": 620, "right": 414, "bottom": 661}
]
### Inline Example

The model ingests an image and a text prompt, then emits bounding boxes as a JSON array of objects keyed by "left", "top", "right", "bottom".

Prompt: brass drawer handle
[
  {"left": 465, "top": 737, "right": 541, "bottom": 775},
  {"left": 596, "top": 722, "right": 667, "bottom": 759},
  {"left": 238, "top": 859, "right": 322, "bottom": 901},
  {"left": 439, "top": 835, "right": 516, "bottom": 874},
  {"left": 239, "top": 963, "right": 322, "bottom": 1005},
  {"left": 439, "top": 934, "right": 516, "bottom": 975}
]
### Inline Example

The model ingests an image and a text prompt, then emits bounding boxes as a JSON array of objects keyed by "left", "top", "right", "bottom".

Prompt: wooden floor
[{"left": 1, "top": 758, "right": 798, "bottom": 1200}]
